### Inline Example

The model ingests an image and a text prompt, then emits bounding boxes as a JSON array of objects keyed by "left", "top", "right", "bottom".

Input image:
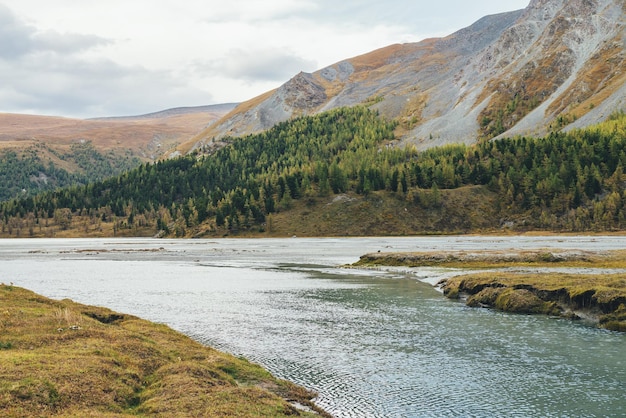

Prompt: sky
[{"left": 0, "top": 0, "right": 529, "bottom": 118}]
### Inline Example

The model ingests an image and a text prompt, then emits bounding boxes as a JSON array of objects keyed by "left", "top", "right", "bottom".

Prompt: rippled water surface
[{"left": 1, "top": 237, "right": 625, "bottom": 417}]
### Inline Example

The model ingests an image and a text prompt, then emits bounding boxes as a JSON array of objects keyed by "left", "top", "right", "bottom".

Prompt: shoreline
[
  {"left": 0, "top": 284, "right": 331, "bottom": 417},
  {"left": 352, "top": 249, "right": 626, "bottom": 332}
]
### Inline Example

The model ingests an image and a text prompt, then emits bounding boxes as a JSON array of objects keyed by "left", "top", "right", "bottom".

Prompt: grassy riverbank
[
  {"left": 0, "top": 284, "right": 329, "bottom": 417},
  {"left": 354, "top": 250, "right": 626, "bottom": 332}
]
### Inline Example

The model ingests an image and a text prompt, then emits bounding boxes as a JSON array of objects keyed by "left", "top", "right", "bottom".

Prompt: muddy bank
[{"left": 354, "top": 250, "right": 626, "bottom": 332}]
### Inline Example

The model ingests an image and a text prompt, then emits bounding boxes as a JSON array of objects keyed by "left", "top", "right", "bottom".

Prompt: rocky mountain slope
[{"left": 189, "top": 0, "right": 625, "bottom": 151}]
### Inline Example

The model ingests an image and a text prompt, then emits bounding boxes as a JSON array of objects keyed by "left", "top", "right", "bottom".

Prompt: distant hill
[
  {"left": 0, "top": 104, "right": 236, "bottom": 200},
  {"left": 0, "top": 104, "right": 236, "bottom": 160},
  {"left": 186, "top": 0, "right": 626, "bottom": 152}
]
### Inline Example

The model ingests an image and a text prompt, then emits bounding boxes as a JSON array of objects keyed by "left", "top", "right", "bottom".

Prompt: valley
[
  {"left": 0, "top": 105, "right": 235, "bottom": 200},
  {"left": 1, "top": 1, "right": 625, "bottom": 416}
]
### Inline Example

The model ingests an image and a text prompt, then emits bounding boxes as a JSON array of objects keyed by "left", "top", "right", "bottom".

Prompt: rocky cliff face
[{"left": 190, "top": 0, "right": 626, "bottom": 151}]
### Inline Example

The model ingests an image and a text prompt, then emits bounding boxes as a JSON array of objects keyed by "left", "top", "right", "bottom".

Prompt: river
[{"left": 1, "top": 236, "right": 625, "bottom": 417}]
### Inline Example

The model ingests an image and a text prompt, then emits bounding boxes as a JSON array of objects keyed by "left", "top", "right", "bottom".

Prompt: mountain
[{"left": 186, "top": 0, "right": 626, "bottom": 152}]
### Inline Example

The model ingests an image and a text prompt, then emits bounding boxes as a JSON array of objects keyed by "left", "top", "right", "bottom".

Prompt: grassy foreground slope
[{"left": 0, "top": 284, "right": 328, "bottom": 417}]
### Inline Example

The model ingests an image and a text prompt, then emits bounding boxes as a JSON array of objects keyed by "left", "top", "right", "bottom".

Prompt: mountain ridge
[
  {"left": 89, "top": 103, "right": 238, "bottom": 121},
  {"left": 187, "top": 0, "right": 625, "bottom": 153},
  {"left": 0, "top": 104, "right": 234, "bottom": 161}
]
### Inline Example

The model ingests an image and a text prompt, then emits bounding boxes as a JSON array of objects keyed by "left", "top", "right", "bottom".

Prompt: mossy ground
[
  {"left": 354, "top": 249, "right": 626, "bottom": 332},
  {"left": 0, "top": 284, "right": 329, "bottom": 417},
  {"left": 442, "top": 272, "right": 626, "bottom": 331}
]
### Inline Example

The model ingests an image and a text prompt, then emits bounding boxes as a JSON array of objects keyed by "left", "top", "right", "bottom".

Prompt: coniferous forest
[
  {"left": 1, "top": 106, "right": 626, "bottom": 237},
  {"left": 0, "top": 141, "right": 142, "bottom": 201}
]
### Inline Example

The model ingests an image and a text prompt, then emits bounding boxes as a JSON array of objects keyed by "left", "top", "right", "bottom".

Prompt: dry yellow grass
[{"left": 0, "top": 284, "right": 328, "bottom": 417}]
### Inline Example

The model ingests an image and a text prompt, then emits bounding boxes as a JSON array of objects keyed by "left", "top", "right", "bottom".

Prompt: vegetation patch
[
  {"left": 354, "top": 249, "right": 626, "bottom": 269},
  {"left": 354, "top": 249, "right": 626, "bottom": 331},
  {"left": 0, "top": 284, "right": 328, "bottom": 417},
  {"left": 493, "top": 288, "right": 562, "bottom": 316},
  {"left": 599, "top": 304, "right": 626, "bottom": 332}
]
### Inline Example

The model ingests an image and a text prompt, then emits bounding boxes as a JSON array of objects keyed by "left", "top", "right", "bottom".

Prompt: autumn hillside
[{"left": 2, "top": 106, "right": 626, "bottom": 238}]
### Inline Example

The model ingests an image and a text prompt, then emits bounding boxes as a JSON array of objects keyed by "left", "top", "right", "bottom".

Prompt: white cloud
[
  {"left": 0, "top": 4, "right": 109, "bottom": 58},
  {"left": 199, "top": 48, "right": 317, "bottom": 82},
  {"left": 0, "top": 3, "right": 212, "bottom": 117},
  {"left": 202, "top": 0, "right": 318, "bottom": 23},
  {"left": 33, "top": 30, "right": 109, "bottom": 55},
  {"left": 0, "top": 53, "right": 212, "bottom": 117},
  {"left": 0, "top": 0, "right": 530, "bottom": 118}
]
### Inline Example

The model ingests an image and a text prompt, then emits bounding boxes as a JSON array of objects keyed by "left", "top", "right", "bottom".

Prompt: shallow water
[{"left": 1, "top": 237, "right": 625, "bottom": 417}]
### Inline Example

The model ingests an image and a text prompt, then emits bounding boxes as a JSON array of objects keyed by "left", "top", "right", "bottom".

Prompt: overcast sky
[{"left": 0, "top": 0, "right": 529, "bottom": 118}]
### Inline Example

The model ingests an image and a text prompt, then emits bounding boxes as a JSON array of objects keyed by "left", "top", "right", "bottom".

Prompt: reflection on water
[{"left": 1, "top": 237, "right": 625, "bottom": 417}]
